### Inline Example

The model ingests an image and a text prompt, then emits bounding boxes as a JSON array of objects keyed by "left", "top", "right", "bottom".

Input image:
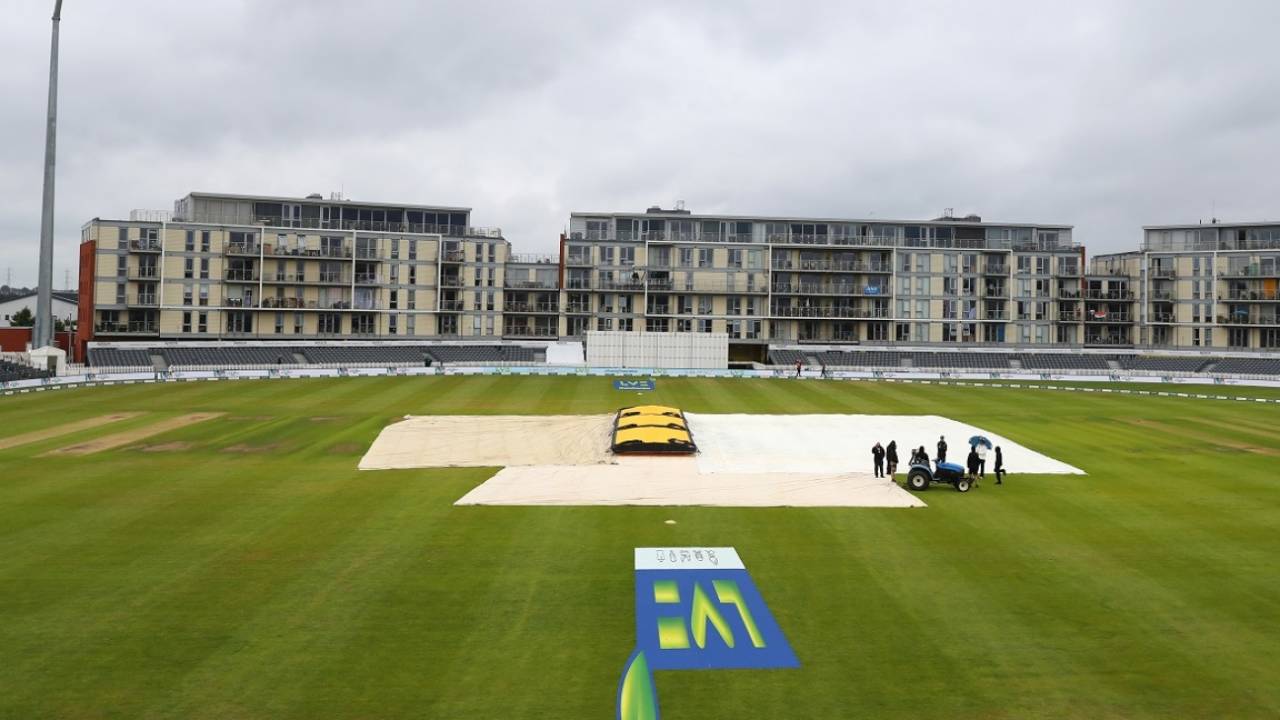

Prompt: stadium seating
[
  {"left": 1018, "top": 354, "right": 1111, "bottom": 371},
  {"left": 1209, "top": 357, "right": 1280, "bottom": 375},
  {"left": 818, "top": 351, "right": 904, "bottom": 368},
  {"left": 301, "top": 346, "right": 427, "bottom": 364},
  {"left": 1117, "top": 356, "right": 1211, "bottom": 373},
  {"left": 425, "top": 345, "right": 536, "bottom": 364},
  {"left": 911, "top": 352, "right": 1015, "bottom": 370},
  {"left": 767, "top": 349, "right": 810, "bottom": 366},
  {"left": 87, "top": 347, "right": 154, "bottom": 367},
  {"left": 0, "top": 360, "right": 52, "bottom": 383},
  {"left": 161, "top": 347, "right": 300, "bottom": 367}
]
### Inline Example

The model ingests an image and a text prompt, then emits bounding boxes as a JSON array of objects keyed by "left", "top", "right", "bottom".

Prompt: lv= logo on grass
[{"left": 618, "top": 548, "right": 799, "bottom": 720}]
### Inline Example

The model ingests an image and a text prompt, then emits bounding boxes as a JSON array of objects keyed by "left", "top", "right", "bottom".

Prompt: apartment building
[
  {"left": 1088, "top": 223, "right": 1280, "bottom": 350},
  {"left": 78, "top": 191, "right": 508, "bottom": 352},
  {"left": 562, "top": 207, "right": 1087, "bottom": 349}
]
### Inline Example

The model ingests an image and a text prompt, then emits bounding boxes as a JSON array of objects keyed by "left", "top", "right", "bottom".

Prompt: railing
[
  {"left": 1220, "top": 268, "right": 1280, "bottom": 278},
  {"left": 1083, "top": 290, "right": 1134, "bottom": 300},
  {"left": 771, "top": 283, "right": 889, "bottom": 296},
  {"left": 355, "top": 248, "right": 380, "bottom": 259},
  {"left": 266, "top": 245, "right": 352, "bottom": 259},
  {"left": 129, "top": 239, "right": 162, "bottom": 252},
  {"left": 770, "top": 306, "right": 890, "bottom": 319},
  {"left": 128, "top": 267, "right": 160, "bottom": 280},
  {"left": 318, "top": 273, "right": 349, "bottom": 284},
  {"left": 503, "top": 302, "right": 560, "bottom": 313},
  {"left": 128, "top": 294, "right": 159, "bottom": 306},
  {"left": 1219, "top": 315, "right": 1279, "bottom": 325},
  {"left": 1084, "top": 314, "right": 1134, "bottom": 323},
  {"left": 1058, "top": 289, "right": 1081, "bottom": 299},
  {"left": 983, "top": 288, "right": 1009, "bottom": 298},
  {"left": 245, "top": 217, "right": 501, "bottom": 238},
  {"left": 1058, "top": 312, "right": 1082, "bottom": 322},
  {"left": 225, "top": 242, "right": 260, "bottom": 255},
  {"left": 438, "top": 300, "right": 465, "bottom": 311},
  {"left": 1224, "top": 291, "right": 1280, "bottom": 301},
  {"left": 1151, "top": 269, "right": 1177, "bottom": 280},
  {"left": 1150, "top": 313, "right": 1176, "bottom": 323},
  {"left": 354, "top": 274, "right": 381, "bottom": 284},
  {"left": 1056, "top": 265, "right": 1081, "bottom": 276},
  {"left": 596, "top": 280, "right": 647, "bottom": 291},
  {"left": 982, "top": 311, "right": 1009, "bottom": 320},
  {"left": 95, "top": 321, "right": 158, "bottom": 334},
  {"left": 502, "top": 325, "right": 559, "bottom": 337},
  {"left": 984, "top": 264, "right": 1009, "bottom": 274},
  {"left": 507, "top": 280, "right": 558, "bottom": 289},
  {"left": 1151, "top": 290, "right": 1174, "bottom": 300},
  {"left": 565, "top": 304, "right": 592, "bottom": 313},
  {"left": 225, "top": 270, "right": 259, "bottom": 282},
  {"left": 789, "top": 261, "right": 892, "bottom": 272},
  {"left": 442, "top": 251, "right": 466, "bottom": 262},
  {"left": 440, "top": 276, "right": 465, "bottom": 288},
  {"left": 509, "top": 253, "right": 558, "bottom": 264},
  {"left": 565, "top": 254, "right": 592, "bottom": 266}
]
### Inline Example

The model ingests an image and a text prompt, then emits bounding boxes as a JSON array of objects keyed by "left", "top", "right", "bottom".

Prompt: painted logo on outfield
[
  {"left": 617, "top": 547, "right": 798, "bottom": 720},
  {"left": 614, "top": 379, "right": 656, "bottom": 391}
]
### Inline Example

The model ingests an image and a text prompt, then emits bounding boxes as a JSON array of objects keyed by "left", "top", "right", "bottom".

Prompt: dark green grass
[{"left": 1, "top": 376, "right": 1277, "bottom": 719}]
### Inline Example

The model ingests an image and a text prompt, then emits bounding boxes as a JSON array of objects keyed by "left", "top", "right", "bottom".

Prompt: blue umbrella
[{"left": 968, "top": 435, "right": 993, "bottom": 449}]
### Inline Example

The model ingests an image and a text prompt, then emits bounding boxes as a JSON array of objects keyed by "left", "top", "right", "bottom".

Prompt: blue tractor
[{"left": 905, "top": 460, "right": 974, "bottom": 492}]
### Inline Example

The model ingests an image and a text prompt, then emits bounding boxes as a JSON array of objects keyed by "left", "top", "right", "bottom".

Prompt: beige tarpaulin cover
[
  {"left": 357, "top": 414, "right": 614, "bottom": 470},
  {"left": 454, "top": 456, "right": 925, "bottom": 508}
]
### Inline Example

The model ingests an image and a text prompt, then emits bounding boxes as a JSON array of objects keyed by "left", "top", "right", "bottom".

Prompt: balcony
[
  {"left": 95, "top": 321, "right": 158, "bottom": 334},
  {"left": 1055, "top": 265, "right": 1081, "bottom": 277},
  {"left": 441, "top": 251, "right": 466, "bottom": 263},
  {"left": 792, "top": 260, "right": 892, "bottom": 273},
  {"left": 317, "top": 273, "right": 350, "bottom": 285},
  {"left": 225, "top": 270, "right": 260, "bottom": 282},
  {"left": 982, "top": 287, "right": 1009, "bottom": 298},
  {"left": 1083, "top": 289, "right": 1134, "bottom": 300},
  {"left": 128, "top": 239, "right": 162, "bottom": 253},
  {"left": 1084, "top": 313, "right": 1133, "bottom": 323},
  {"left": 355, "top": 248, "right": 380, "bottom": 259},
  {"left": 565, "top": 254, "right": 592, "bottom": 266},
  {"left": 1223, "top": 291, "right": 1280, "bottom": 302},
  {"left": 439, "top": 276, "right": 465, "bottom": 288},
  {"left": 127, "top": 294, "right": 159, "bottom": 306},
  {"left": 771, "top": 283, "right": 888, "bottom": 296},
  {"left": 1219, "top": 314, "right": 1279, "bottom": 326},
  {"left": 128, "top": 267, "right": 160, "bottom": 280},
  {"left": 984, "top": 263, "right": 1009, "bottom": 275},
  {"left": 1058, "top": 289, "right": 1082, "bottom": 299},
  {"left": 769, "top": 306, "right": 889, "bottom": 319},
  {"left": 354, "top": 273, "right": 382, "bottom": 285},
  {"left": 596, "top": 280, "right": 646, "bottom": 292},
  {"left": 439, "top": 300, "right": 465, "bottom": 311},
  {"left": 224, "top": 242, "right": 261, "bottom": 256},
  {"left": 1150, "top": 313, "right": 1176, "bottom": 323},
  {"left": 503, "top": 301, "right": 560, "bottom": 314},
  {"left": 1058, "top": 311, "right": 1082, "bottom": 322},
  {"left": 1220, "top": 267, "right": 1280, "bottom": 278},
  {"left": 507, "top": 280, "right": 558, "bottom": 290},
  {"left": 509, "top": 253, "right": 558, "bottom": 265},
  {"left": 982, "top": 311, "right": 1009, "bottom": 320},
  {"left": 1151, "top": 290, "right": 1175, "bottom": 300},
  {"left": 502, "top": 325, "right": 559, "bottom": 338},
  {"left": 565, "top": 303, "right": 592, "bottom": 313},
  {"left": 1151, "top": 268, "right": 1177, "bottom": 280}
]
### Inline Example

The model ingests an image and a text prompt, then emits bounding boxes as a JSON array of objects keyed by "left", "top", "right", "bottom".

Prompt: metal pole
[{"left": 34, "top": 0, "right": 64, "bottom": 349}]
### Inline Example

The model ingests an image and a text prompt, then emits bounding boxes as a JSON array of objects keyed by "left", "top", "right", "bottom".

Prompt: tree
[{"left": 10, "top": 307, "right": 34, "bottom": 327}]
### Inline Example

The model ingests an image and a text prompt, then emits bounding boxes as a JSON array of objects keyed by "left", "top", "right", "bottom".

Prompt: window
[
  {"left": 698, "top": 249, "right": 712, "bottom": 267},
  {"left": 294, "top": 313, "right": 304, "bottom": 334},
  {"left": 899, "top": 252, "right": 912, "bottom": 272},
  {"left": 620, "top": 247, "right": 635, "bottom": 266},
  {"left": 390, "top": 290, "right": 398, "bottom": 310},
  {"left": 726, "top": 320, "right": 741, "bottom": 338},
  {"left": 184, "top": 258, "right": 194, "bottom": 279},
  {"left": 183, "top": 286, "right": 193, "bottom": 306},
  {"left": 352, "top": 314, "right": 375, "bottom": 334},
  {"left": 747, "top": 249, "right": 763, "bottom": 269},
  {"left": 318, "top": 313, "right": 342, "bottom": 334},
  {"left": 601, "top": 247, "right": 615, "bottom": 265},
  {"left": 915, "top": 300, "right": 928, "bottom": 318},
  {"left": 915, "top": 253, "right": 929, "bottom": 273},
  {"left": 200, "top": 258, "right": 209, "bottom": 279},
  {"left": 698, "top": 297, "right": 712, "bottom": 315},
  {"left": 698, "top": 319, "right": 713, "bottom": 333},
  {"left": 679, "top": 248, "right": 694, "bottom": 267},
  {"left": 409, "top": 240, "right": 417, "bottom": 260},
  {"left": 943, "top": 255, "right": 957, "bottom": 273},
  {"left": 118, "top": 226, "right": 128, "bottom": 247},
  {"left": 275, "top": 313, "right": 285, "bottom": 334},
  {"left": 199, "top": 285, "right": 209, "bottom": 306},
  {"left": 185, "top": 231, "right": 195, "bottom": 252},
  {"left": 596, "top": 317, "right": 613, "bottom": 331},
  {"left": 182, "top": 311, "right": 192, "bottom": 333},
  {"left": 197, "top": 312, "right": 208, "bottom": 333},
  {"left": 388, "top": 315, "right": 398, "bottom": 335},
  {"left": 201, "top": 231, "right": 211, "bottom": 252},
  {"left": 727, "top": 249, "right": 743, "bottom": 268}
]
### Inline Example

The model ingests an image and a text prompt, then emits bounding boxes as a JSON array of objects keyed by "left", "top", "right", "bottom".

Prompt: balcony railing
[
  {"left": 509, "top": 253, "right": 558, "bottom": 265},
  {"left": 502, "top": 325, "right": 559, "bottom": 338},
  {"left": 438, "top": 300, "right": 465, "bottom": 311},
  {"left": 224, "top": 242, "right": 260, "bottom": 255},
  {"left": 127, "top": 295, "right": 159, "bottom": 306},
  {"left": 984, "top": 263, "right": 1009, "bottom": 275},
  {"left": 1084, "top": 314, "right": 1133, "bottom": 323},
  {"left": 565, "top": 254, "right": 592, "bottom": 266},
  {"left": 772, "top": 283, "right": 888, "bottom": 296},
  {"left": 128, "top": 239, "right": 162, "bottom": 252},
  {"left": 1220, "top": 268, "right": 1280, "bottom": 278},
  {"left": 225, "top": 270, "right": 260, "bottom": 282},
  {"left": 1223, "top": 291, "right": 1280, "bottom": 302},
  {"left": 440, "top": 276, "right": 465, "bottom": 288},
  {"left": 1058, "top": 312, "right": 1082, "bottom": 322},
  {"left": 1219, "top": 314, "right": 1279, "bottom": 325},
  {"left": 95, "top": 321, "right": 158, "bottom": 334},
  {"left": 1056, "top": 265, "right": 1081, "bottom": 276},
  {"left": 247, "top": 217, "right": 501, "bottom": 238},
  {"left": 1151, "top": 269, "right": 1177, "bottom": 280},
  {"left": 503, "top": 302, "right": 560, "bottom": 313},
  {"left": 441, "top": 251, "right": 466, "bottom": 263},
  {"left": 565, "top": 303, "right": 592, "bottom": 313},
  {"left": 1083, "top": 290, "right": 1134, "bottom": 300},
  {"left": 354, "top": 273, "right": 382, "bottom": 284},
  {"left": 769, "top": 306, "right": 890, "bottom": 319},
  {"left": 1150, "top": 313, "right": 1176, "bottom": 323},
  {"left": 128, "top": 267, "right": 160, "bottom": 280},
  {"left": 784, "top": 260, "right": 892, "bottom": 273}
]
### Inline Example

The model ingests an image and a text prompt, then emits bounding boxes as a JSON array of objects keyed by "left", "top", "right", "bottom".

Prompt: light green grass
[{"left": 1, "top": 376, "right": 1278, "bottom": 719}]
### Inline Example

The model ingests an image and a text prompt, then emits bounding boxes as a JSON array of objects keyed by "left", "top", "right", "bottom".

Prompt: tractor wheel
[
  {"left": 906, "top": 469, "right": 931, "bottom": 491},
  {"left": 956, "top": 478, "right": 972, "bottom": 493}
]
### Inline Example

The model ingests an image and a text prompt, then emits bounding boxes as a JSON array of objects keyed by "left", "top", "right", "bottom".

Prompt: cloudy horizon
[{"left": 2, "top": 0, "right": 1278, "bottom": 288}]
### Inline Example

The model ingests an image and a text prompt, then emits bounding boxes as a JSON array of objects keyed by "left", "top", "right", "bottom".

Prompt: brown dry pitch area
[
  {"left": 0, "top": 413, "right": 144, "bottom": 450},
  {"left": 41, "top": 413, "right": 225, "bottom": 456}
]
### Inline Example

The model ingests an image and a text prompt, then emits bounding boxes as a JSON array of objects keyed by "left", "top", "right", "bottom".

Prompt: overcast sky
[{"left": 2, "top": 0, "right": 1279, "bottom": 288}]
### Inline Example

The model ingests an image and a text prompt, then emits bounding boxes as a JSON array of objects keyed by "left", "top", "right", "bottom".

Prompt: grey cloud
[{"left": 2, "top": 0, "right": 1279, "bottom": 286}]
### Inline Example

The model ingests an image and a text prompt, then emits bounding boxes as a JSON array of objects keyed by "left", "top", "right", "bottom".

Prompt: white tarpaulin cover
[{"left": 685, "top": 413, "right": 1083, "bottom": 475}]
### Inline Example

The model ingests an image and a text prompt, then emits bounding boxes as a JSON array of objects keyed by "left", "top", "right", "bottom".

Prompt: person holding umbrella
[
  {"left": 969, "top": 435, "right": 993, "bottom": 478},
  {"left": 966, "top": 443, "right": 981, "bottom": 481}
]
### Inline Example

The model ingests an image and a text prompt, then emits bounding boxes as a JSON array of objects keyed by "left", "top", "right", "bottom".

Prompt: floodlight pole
[{"left": 34, "top": 0, "right": 64, "bottom": 350}]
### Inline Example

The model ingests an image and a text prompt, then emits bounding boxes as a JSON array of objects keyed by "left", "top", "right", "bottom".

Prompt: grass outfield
[{"left": 1, "top": 376, "right": 1278, "bottom": 719}]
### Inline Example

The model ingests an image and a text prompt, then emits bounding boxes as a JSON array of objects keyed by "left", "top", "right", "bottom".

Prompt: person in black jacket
[
  {"left": 871, "top": 442, "right": 885, "bottom": 478},
  {"left": 885, "top": 440, "right": 899, "bottom": 477},
  {"left": 993, "top": 446, "right": 1005, "bottom": 485},
  {"left": 966, "top": 444, "right": 980, "bottom": 480},
  {"left": 937, "top": 436, "right": 948, "bottom": 463}
]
